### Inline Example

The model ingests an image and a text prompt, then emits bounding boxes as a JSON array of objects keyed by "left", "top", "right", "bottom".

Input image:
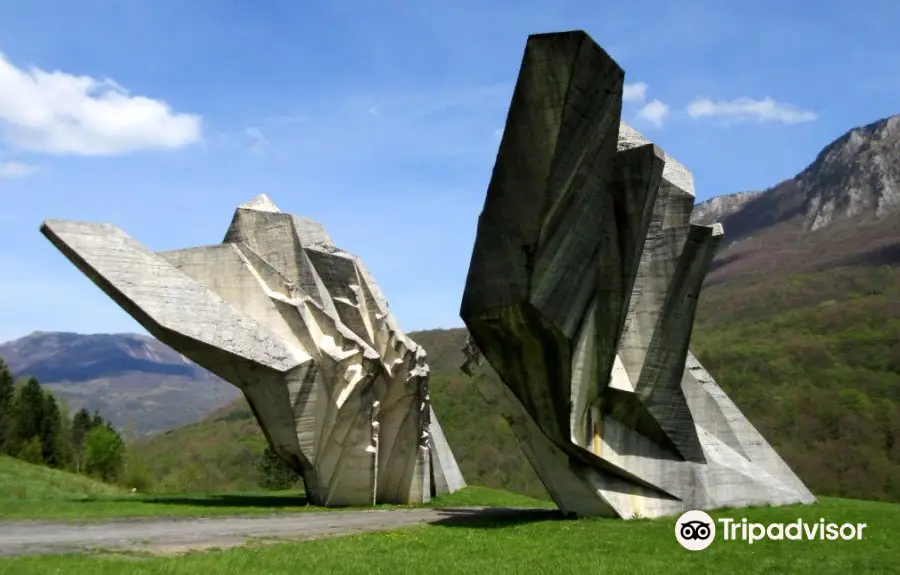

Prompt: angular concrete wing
[
  {"left": 460, "top": 30, "right": 815, "bottom": 518},
  {"left": 41, "top": 196, "right": 464, "bottom": 506}
]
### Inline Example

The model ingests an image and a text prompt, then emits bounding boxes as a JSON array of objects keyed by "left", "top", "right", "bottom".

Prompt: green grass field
[
  {"left": 0, "top": 455, "right": 549, "bottom": 521},
  {"left": 1, "top": 497, "right": 897, "bottom": 574},
  {"left": 0, "top": 486, "right": 551, "bottom": 521},
  {"left": 2, "top": 456, "right": 899, "bottom": 573},
  {"left": 0, "top": 454, "right": 124, "bottom": 501}
]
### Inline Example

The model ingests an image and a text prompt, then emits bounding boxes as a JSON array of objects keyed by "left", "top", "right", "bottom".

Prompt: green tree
[
  {"left": 0, "top": 358, "right": 14, "bottom": 451},
  {"left": 40, "top": 393, "right": 63, "bottom": 468},
  {"left": 71, "top": 408, "right": 92, "bottom": 446},
  {"left": 53, "top": 397, "right": 74, "bottom": 471},
  {"left": 10, "top": 378, "right": 45, "bottom": 458},
  {"left": 72, "top": 407, "right": 92, "bottom": 434},
  {"left": 257, "top": 446, "right": 302, "bottom": 490},
  {"left": 120, "top": 448, "right": 155, "bottom": 492},
  {"left": 17, "top": 436, "right": 43, "bottom": 464},
  {"left": 70, "top": 407, "right": 93, "bottom": 472},
  {"left": 83, "top": 424, "right": 125, "bottom": 482}
]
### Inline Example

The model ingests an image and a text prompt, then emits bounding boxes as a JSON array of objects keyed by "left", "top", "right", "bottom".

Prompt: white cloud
[
  {"left": 686, "top": 97, "right": 817, "bottom": 124},
  {"left": 635, "top": 99, "right": 669, "bottom": 128},
  {"left": 0, "top": 161, "right": 38, "bottom": 178},
  {"left": 245, "top": 126, "right": 268, "bottom": 154},
  {"left": 0, "top": 52, "right": 202, "bottom": 156},
  {"left": 623, "top": 82, "right": 648, "bottom": 103}
]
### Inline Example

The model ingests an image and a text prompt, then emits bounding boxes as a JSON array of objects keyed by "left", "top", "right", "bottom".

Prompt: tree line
[{"left": 0, "top": 357, "right": 126, "bottom": 482}]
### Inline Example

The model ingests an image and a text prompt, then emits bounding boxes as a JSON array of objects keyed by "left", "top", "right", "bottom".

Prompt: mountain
[
  {"left": 690, "top": 115, "right": 900, "bottom": 286},
  {"left": 0, "top": 332, "right": 240, "bottom": 436},
  {"left": 693, "top": 114, "right": 900, "bottom": 237},
  {"left": 690, "top": 190, "right": 762, "bottom": 227}
]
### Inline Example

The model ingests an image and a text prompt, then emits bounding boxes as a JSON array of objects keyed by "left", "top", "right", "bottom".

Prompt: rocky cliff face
[
  {"left": 691, "top": 191, "right": 763, "bottom": 226},
  {"left": 692, "top": 114, "right": 900, "bottom": 243},
  {"left": 799, "top": 115, "right": 900, "bottom": 230}
]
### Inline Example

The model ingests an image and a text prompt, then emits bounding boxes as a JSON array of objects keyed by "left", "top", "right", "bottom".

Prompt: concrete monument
[
  {"left": 42, "top": 194, "right": 465, "bottom": 506},
  {"left": 460, "top": 30, "right": 815, "bottom": 518}
]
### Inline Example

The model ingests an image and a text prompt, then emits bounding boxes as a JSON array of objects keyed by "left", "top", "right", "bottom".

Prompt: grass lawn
[
  {"left": 0, "top": 486, "right": 551, "bottom": 521},
  {"left": 0, "top": 451, "right": 551, "bottom": 521},
  {"left": 0, "top": 454, "right": 549, "bottom": 521},
  {"left": 1, "top": 496, "right": 897, "bottom": 574},
  {"left": 2, "top": 456, "right": 897, "bottom": 573},
  {"left": 0, "top": 455, "right": 124, "bottom": 501}
]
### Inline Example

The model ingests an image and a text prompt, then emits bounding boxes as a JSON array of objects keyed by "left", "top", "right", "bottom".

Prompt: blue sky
[{"left": 0, "top": 0, "right": 897, "bottom": 343}]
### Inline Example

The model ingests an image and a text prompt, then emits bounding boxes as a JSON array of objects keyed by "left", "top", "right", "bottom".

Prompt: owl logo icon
[{"left": 675, "top": 510, "right": 716, "bottom": 550}]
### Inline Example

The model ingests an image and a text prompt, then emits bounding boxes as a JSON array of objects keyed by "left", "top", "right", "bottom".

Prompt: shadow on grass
[
  {"left": 72, "top": 493, "right": 566, "bottom": 529},
  {"left": 80, "top": 493, "right": 311, "bottom": 508},
  {"left": 429, "top": 507, "right": 567, "bottom": 528}
]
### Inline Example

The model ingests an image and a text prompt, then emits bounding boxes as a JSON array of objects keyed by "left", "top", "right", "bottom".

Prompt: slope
[
  {"left": 0, "top": 332, "right": 240, "bottom": 436},
  {"left": 0, "top": 455, "right": 124, "bottom": 500}
]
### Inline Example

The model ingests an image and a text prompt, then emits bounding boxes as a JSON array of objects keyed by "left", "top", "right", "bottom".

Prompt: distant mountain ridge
[
  {"left": 0, "top": 332, "right": 239, "bottom": 436},
  {"left": 691, "top": 191, "right": 763, "bottom": 228},
  {"left": 692, "top": 114, "right": 900, "bottom": 244},
  {"left": 3, "top": 332, "right": 198, "bottom": 382}
]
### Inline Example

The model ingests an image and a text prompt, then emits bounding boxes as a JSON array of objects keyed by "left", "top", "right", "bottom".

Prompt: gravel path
[{"left": 0, "top": 507, "right": 556, "bottom": 556}]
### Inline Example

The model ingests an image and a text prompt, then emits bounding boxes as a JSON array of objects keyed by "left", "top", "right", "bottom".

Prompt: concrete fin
[
  {"left": 681, "top": 367, "right": 747, "bottom": 459},
  {"left": 634, "top": 224, "right": 723, "bottom": 462},
  {"left": 238, "top": 194, "right": 281, "bottom": 213},
  {"left": 460, "top": 32, "right": 586, "bottom": 316},
  {"left": 615, "top": 173, "right": 674, "bottom": 385},
  {"left": 610, "top": 143, "right": 665, "bottom": 328},
  {"left": 475, "top": 372, "right": 617, "bottom": 517},
  {"left": 160, "top": 244, "right": 314, "bottom": 365},
  {"left": 41, "top": 220, "right": 302, "bottom": 372},
  {"left": 687, "top": 352, "right": 816, "bottom": 502},
  {"left": 428, "top": 405, "right": 466, "bottom": 494},
  {"left": 529, "top": 39, "right": 623, "bottom": 340},
  {"left": 291, "top": 215, "right": 333, "bottom": 247}
]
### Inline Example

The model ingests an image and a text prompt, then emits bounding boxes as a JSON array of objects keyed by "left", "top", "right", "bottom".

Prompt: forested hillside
[{"left": 0, "top": 359, "right": 136, "bottom": 487}]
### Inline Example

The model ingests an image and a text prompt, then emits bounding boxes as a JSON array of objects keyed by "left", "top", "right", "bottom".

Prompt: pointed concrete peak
[{"left": 239, "top": 194, "right": 281, "bottom": 213}]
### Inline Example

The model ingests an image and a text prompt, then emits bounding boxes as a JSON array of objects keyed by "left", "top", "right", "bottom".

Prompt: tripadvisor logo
[
  {"left": 675, "top": 510, "right": 716, "bottom": 551},
  {"left": 675, "top": 510, "right": 868, "bottom": 550}
]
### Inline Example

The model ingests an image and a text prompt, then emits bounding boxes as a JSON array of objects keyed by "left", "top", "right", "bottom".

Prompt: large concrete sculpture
[
  {"left": 460, "top": 30, "right": 815, "bottom": 518},
  {"left": 41, "top": 194, "right": 465, "bottom": 506}
]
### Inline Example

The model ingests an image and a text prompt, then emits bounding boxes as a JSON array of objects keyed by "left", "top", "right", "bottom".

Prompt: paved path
[{"left": 0, "top": 507, "right": 557, "bottom": 556}]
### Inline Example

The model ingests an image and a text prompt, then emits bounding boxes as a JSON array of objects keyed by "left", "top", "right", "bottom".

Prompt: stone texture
[
  {"left": 41, "top": 196, "right": 464, "bottom": 506},
  {"left": 459, "top": 30, "right": 815, "bottom": 518}
]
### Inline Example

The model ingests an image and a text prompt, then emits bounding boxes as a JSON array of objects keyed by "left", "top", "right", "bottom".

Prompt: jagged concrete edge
[
  {"left": 40, "top": 220, "right": 304, "bottom": 372},
  {"left": 427, "top": 406, "right": 466, "bottom": 493}
]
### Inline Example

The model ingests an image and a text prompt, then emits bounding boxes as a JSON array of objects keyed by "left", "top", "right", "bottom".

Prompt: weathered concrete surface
[
  {"left": 460, "top": 30, "right": 816, "bottom": 519},
  {"left": 40, "top": 196, "right": 465, "bottom": 507},
  {"left": 0, "top": 508, "right": 555, "bottom": 556}
]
